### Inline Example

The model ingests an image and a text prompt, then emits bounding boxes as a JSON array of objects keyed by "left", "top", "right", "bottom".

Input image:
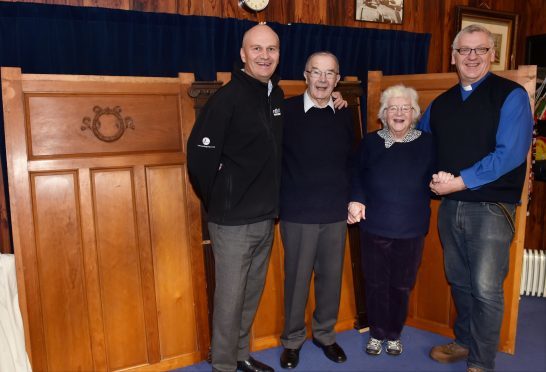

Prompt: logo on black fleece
[{"left": 198, "top": 137, "right": 215, "bottom": 149}]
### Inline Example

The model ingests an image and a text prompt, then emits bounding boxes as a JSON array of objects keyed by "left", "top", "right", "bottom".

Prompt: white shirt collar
[{"left": 303, "top": 90, "right": 335, "bottom": 113}]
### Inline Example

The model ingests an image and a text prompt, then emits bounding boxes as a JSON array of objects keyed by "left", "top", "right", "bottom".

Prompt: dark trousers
[
  {"left": 360, "top": 229, "right": 424, "bottom": 341},
  {"left": 208, "top": 220, "right": 274, "bottom": 372},
  {"left": 280, "top": 220, "right": 347, "bottom": 348}
]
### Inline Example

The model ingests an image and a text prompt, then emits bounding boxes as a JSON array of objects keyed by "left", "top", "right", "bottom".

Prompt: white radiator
[{"left": 520, "top": 249, "right": 546, "bottom": 297}]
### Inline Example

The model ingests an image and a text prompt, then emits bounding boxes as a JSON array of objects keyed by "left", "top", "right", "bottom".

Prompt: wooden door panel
[
  {"left": 146, "top": 165, "right": 199, "bottom": 358},
  {"left": 27, "top": 94, "right": 181, "bottom": 158},
  {"left": 407, "top": 200, "right": 453, "bottom": 333},
  {"left": 93, "top": 169, "right": 149, "bottom": 370},
  {"left": 2, "top": 67, "right": 207, "bottom": 371},
  {"left": 31, "top": 172, "right": 94, "bottom": 371}
]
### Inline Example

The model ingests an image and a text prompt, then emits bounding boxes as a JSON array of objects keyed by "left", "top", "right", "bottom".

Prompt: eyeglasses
[
  {"left": 386, "top": 105, "right": 413, "bottom": 113},
  {"left": 454, "top": 47, "right": 491, "bottom": 55},
  {"left": 305, "top": 69, "right": 339, "bottom": 80}
]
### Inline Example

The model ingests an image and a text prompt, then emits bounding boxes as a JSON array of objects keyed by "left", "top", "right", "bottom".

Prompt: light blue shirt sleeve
[
  {"left": 460, "top": 88, "right": 533, "bottom": 189},
  {"left": 416, "top": 105, "right": 432, "bottom": 133}
]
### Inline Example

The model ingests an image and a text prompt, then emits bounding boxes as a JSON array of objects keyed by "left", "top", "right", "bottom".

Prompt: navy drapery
[
  {"left": 0, "top": 2, "right": 430, "bottom": 250},
  {"left": 0, "top": 2, "right": 430, "bottom": 80}
]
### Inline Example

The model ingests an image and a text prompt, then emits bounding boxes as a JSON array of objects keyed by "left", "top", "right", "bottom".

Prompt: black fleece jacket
[{"left": 187, "top": 68, "right": 284, "bottom": 225}]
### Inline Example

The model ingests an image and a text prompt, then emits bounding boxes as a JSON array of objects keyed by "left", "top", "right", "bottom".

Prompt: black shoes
[
  {"left": 312, "top": 338, "right": 347, "bottom": 363},
  {"left": 280, "top": 347, "right": 301, "bottom": 369},
  {"left": 237, "top": 356, "right": 274, "bottom": 372}
]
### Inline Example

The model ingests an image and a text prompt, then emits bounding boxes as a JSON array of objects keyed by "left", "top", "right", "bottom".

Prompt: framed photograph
[
  {"left": 455, "top": 6, "right": 519, "bottom": 71},
  {"left": 355, "top": 0, "right": 404, "bottom": 24}
]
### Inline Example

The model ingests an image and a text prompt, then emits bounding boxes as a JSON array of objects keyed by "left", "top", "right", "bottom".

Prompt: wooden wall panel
[
  {"left": 32, "top": 172, "right": 94, "bottom": 371},
  {"left": 526, "top": 180, "right": 546, "bottom": 251},
  {"left": 2, "top": 68, "right": 208, "bottom": 371},
  {"left": 93, "top": 169, "right": 149, "bottom": 370},
  {"left": 147, "top": 165, "right": 199, "bottom": 358},
  {"left": 407, "top": 200, "right": 454, "bottom": 335},
  {"left": 333, "top": 238, "right": 357, "bottom": 331},
  {"left": 26, "top": 94, "right": 181, "bottom": 157},
  {"left": 132, "top": 0, "right": 177, "bottom": 13}
]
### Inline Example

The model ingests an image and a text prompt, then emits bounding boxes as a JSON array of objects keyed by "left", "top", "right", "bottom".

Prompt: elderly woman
[{"left": 348, "top": 85, "right": 448, "bottom": 356}]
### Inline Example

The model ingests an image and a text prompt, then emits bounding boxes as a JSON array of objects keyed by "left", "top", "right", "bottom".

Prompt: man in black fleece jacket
[{"left": 187, "top": 24, "right": 282, "bottom": 372}]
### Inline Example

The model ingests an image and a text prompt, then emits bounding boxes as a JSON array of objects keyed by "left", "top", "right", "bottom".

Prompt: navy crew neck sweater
[
  {"left": 350, "top": 130, "right": 435, "bottom": 239},
  {"left": 280, "top": 95, "right": 354, "bottom": 224}
]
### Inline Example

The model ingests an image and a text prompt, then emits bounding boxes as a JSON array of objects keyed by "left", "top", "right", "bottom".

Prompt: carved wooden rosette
[{"left": 82, "top": 105, "right": 135, "bottom": 142}]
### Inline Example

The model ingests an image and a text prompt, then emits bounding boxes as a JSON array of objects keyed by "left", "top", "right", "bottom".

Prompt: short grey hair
[
  {"left": 378, "top": 84, "right": 421, "bottom": 127},
  {"left": 304, "top": 51, "right": 340, "bottom": 73},
  {"left": 452, "top": 24, "right": 495, "bottom": 50}
]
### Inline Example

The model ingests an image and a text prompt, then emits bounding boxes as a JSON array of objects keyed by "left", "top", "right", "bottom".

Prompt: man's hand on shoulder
[{"left": 332, "top": 91, "right": 348, "bottom": 109}]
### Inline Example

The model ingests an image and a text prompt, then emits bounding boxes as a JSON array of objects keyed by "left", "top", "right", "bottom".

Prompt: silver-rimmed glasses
[{"left": 305, "top": 69, "right": 339, "bottom": 80}]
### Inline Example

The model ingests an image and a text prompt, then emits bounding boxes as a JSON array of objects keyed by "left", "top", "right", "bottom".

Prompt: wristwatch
[{"left": 239, "top": 0, "right": 270, "bottom": 12}]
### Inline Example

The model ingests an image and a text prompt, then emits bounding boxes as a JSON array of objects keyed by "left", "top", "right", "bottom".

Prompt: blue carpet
[{"left": 176, "top": 296, "right": 546, "bottom": 371}]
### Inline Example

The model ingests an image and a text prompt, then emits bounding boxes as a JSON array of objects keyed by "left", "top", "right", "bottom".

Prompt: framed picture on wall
[
  {"left": 455, "top": 6, "right": 519, "bottom": 71},
  {"left": 355, "top": 0, "right": 404, "bottom": 24}
]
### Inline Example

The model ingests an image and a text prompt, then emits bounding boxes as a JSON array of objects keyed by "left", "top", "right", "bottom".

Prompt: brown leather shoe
[
  {"left": 467, "top": 367, "right": 484, "bottom": 372},
  {"left": 429, "top": 341, "right": 469, "bottom": 363}
]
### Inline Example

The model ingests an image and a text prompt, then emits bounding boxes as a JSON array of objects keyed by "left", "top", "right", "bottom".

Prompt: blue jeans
[{"left": 438, "top": 199, "right": 515, "bottom": 371}]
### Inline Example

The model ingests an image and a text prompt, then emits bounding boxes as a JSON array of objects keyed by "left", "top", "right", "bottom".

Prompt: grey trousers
[
  {"left": 208, "top": 220, "right": 274, "bottom": 372},
  {"left": 280, "top": 220, "right": 347, "bottom": 349}
]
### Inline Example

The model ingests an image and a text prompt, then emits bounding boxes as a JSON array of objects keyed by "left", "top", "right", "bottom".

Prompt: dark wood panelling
[{"left": 526, "top": 180, "right": 546, "bottom": 251}]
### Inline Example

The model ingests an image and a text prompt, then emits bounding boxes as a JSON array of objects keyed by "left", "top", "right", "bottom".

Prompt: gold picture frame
[{"left": 455, "top": 6, "right": 519, "bottom": 71}]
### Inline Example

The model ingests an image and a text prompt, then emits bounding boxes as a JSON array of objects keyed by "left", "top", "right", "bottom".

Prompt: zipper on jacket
[{"left": 269, "top": 94, "right": 280, "bottom": 210}]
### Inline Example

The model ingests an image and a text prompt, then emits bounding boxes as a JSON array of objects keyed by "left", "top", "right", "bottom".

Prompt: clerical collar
[
  {"left": 460, "top": 71, "right": 492, "bottom": 92},
  {"left": 303, "top": 90, "right": 335, "bottom": 113}
]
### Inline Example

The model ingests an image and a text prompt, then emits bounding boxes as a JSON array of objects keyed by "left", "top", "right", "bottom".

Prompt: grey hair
[
  {"left": 378, "top": 84, "right": 421, "bottom": 128},
  {"left": 304, "top": 51, "right": 340, "bottom": 73},
  {"left": 452, "top": 24, "right": 495, "bottom": 50}
]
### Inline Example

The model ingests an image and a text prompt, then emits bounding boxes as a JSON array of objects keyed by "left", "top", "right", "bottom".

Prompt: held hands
[
  {"left": 347, "top": 201, "right": 365, "bottom": 224},
  {"left": 430, "top": 171, "right": 466, "bottom": 196},
  {"left": 332, "top": 91, "right": 348, "bottom": 109}
]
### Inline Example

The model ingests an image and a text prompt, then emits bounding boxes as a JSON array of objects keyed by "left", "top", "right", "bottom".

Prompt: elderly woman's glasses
[
  {"left": 454, "top": 47, "right": 490, "bottom": 55},
  {"left": 386, "top": 105, "right": 413, "bottom": 114},
  {"left": 305, "top": 69, "right": 339, "bottom": 80}
]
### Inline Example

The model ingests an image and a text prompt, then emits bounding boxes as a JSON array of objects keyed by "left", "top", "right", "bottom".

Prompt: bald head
[
  {"left": 240, "top": 24, "right": 280, "bottom": 83},
  {"left": 242, "top": 24, "right": 280, "bottom": 48}
]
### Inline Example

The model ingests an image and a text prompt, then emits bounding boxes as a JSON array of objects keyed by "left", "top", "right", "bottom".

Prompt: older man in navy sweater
[{"left": 278, "top": 51, "right": 353, "bottom": 369}]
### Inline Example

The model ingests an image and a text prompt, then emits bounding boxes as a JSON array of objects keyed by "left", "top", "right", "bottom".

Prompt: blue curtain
[
  {"left": 0, "top": 2, "right": 429, "bottom": 79},
  {"left": 0, "top": 2, "right": 430, "bottom": 249}
]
